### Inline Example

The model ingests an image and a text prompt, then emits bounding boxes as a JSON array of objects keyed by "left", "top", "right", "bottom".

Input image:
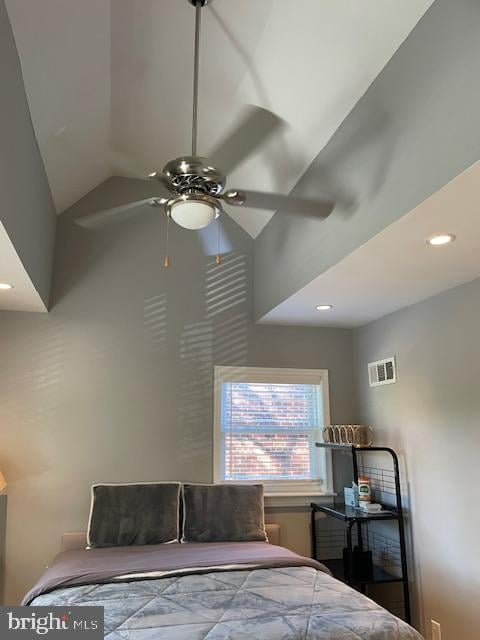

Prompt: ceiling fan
[{"left": 77, "top": 0, "right": 334, "bottom": 250}]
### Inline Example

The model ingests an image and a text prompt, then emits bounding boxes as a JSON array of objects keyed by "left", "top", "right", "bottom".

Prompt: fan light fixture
[
  {"left": 426, "top": 234, "right": 456, "bottom": 246},
  {"left": 168, "top": 194, "right": 220, "bottom": 230},
  {"left": 315, "top": 304, "right": 333, "bottom": 311},
  {"left": 0, "top": 283, "right": 13, "bottom": 290}
]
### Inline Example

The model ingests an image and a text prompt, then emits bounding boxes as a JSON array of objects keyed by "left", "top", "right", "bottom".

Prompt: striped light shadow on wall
[
  {"left": 212, "top": 312, "right": 248, "bottom": 366},
  {"left": 0, "top": 318, "right": 65, "bottom": 472},
  {"left": 207, "top": 250, "right": 249, "bottom": 368},
  {"left": 176, "top": 250, "right": 250, "bottom": 468},
  {"left": 205, "top": 252, "right": 247, "bottom": 319},
  {"left": 177, "top": 321, "right": 214, "bottom": 465},
  {"left": 143, "top": 293, "right": 167, "bottom": 354}
]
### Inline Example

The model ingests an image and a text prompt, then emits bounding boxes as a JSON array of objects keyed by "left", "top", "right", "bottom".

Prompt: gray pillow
[
  {"left": 87, "top": 482, "right": 180, "bottom": 548},
  {"left": 182, "top": 483, "right": 267, "bottom": 542}
]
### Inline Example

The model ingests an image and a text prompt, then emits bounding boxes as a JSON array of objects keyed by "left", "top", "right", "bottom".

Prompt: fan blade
[
  {"left": 76, "top": 198, "right": 166, "bottom": 230},
  {"left": 208, "top": 105, "right": 285, "bottom": 175},
  {"left": 223, "top": 189, "right": 334, "bottom": 219}
]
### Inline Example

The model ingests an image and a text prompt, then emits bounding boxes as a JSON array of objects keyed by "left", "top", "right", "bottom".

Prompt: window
[{"left": 213, "top": 366, "right": 331, "bottom": 495}]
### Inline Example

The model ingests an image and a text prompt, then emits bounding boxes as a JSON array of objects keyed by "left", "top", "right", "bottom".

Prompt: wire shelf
[
  {"left": 315, "top": 528, "right": 358, "bottom": 560},
  {"left": 357, "top": 464, "right": 397, "bottom": 503},
  {"left": 315, "top": 524, "right": 401, "bottom": 572},
  {"left": 312, "top": 445, "right": 411, "bottom": 624},
  {"left": 367, "top": 528, "right": 402, "bottom": 572}
]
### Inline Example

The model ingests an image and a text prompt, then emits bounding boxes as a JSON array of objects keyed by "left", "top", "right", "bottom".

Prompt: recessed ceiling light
[
  {"left": 426, "top": 234, "right": 456, "bottom": 246},
  {"left": 315, "top": 304, "right": 333, "bottom": 311},
  {"left": 0, "top": 283, "right": 13, "bottom": 290}
]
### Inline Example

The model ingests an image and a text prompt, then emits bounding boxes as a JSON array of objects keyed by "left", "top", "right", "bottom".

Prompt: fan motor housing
[{"left": 162, "top": 156, "right": 225, "bottom": 196}]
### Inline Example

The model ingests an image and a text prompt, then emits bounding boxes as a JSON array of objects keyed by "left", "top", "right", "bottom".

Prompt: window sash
[
  {"left": 221, "top": 381, "right": 323, "bottom": 431},
  {"left": 213, "top": 366, "right": 331, "bottom": 493},
  {"left": 221, "top": 428, "right": 322, "bottom": 482}
]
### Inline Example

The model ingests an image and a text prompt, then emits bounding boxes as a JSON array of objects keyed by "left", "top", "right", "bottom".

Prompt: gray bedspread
[{"left": 26, "top": 543, "right": 423, "bottom": 639}]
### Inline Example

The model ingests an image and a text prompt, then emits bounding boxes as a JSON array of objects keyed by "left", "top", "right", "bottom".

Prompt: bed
[{"left": 23, "top": 528, "right": 423, "bottom": 639}]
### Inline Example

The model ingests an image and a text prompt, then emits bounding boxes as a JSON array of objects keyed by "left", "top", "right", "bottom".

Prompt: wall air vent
[{"left": 368, "top": 357, "right": 396, "bottom": 387}]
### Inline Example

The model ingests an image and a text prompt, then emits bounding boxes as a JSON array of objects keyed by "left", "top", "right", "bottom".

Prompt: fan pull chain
[
  {"left": 163, "top": 214, "right": 171, "bottom": 268},
  {"left": 215, "top": 218, "right": 222, "bottom": 264}
]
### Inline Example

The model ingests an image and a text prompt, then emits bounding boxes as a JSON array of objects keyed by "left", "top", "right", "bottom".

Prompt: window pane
[
  {"left": 221, "top": 382, "right": 322, "bottom": 431},
  {"left": 220, "top": 380, "right": 324, "bottom": 482},
  {"left": 224, "top": 433, "right": 311, "bottom": 480}
]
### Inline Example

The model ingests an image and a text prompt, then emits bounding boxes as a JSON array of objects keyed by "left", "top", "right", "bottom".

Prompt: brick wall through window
[{"left": 221, "top": 382, "right": 324, "bottom": 482}]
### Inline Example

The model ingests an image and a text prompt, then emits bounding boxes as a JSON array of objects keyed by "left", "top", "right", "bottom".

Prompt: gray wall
[
  {"left": 354, "top": 276, "right": 480, "bottom": 639},
  {"left": 0, "top": 0, "right": 56, "bottom": 307},
  {"left": 254, "top": 0, "right": 480, "bottom": 319},
  {"left": 0, "top": 177, "right": 355, "bottom": 605}
]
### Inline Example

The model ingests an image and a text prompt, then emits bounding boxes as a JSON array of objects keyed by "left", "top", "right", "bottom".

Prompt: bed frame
[{"left": 62, "top": 524, "right": 281, "bottom": 552}]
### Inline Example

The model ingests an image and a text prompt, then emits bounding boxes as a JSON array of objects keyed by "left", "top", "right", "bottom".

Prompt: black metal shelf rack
[{"left": 311, "top": 443, "right": 411, "bottom": 624}]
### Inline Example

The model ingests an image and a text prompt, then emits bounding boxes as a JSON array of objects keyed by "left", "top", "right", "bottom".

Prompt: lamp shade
[
  {"left": 170, "top": 199, "right": 217, "bottom": 230},
  {"left": 0, "top": 470, "right": 6, "bottom": 492}
]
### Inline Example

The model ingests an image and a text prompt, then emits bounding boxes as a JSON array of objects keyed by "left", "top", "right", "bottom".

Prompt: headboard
[{"left": 62, "top": 523, "right": 281, "bottom": 552}]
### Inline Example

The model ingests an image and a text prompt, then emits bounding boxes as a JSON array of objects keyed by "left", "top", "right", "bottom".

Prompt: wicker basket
[{"left": 322, "top": 424, "right": 373, "bottom": 447}]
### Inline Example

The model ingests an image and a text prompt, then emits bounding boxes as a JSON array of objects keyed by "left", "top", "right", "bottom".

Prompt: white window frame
[{"left": 213, "top": 366, "right": 333, "bottom": 498}]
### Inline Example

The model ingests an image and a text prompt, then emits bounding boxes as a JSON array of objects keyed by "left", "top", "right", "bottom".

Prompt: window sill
[{"left": 264, "top": 491, "right": 335, "bottom": 508}]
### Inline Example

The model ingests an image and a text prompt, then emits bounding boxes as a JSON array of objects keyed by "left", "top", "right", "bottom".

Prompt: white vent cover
[{"left": 368, "top": 357, "right": 396, "bottom": 387}]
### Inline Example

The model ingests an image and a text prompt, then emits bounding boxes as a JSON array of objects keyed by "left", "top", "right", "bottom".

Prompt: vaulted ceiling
[
  {"left": 6, "top": 0, "right": 434, "bottom": 237},
  {"left": 4, "top": 0, "right": 479, "bottom": 325}
]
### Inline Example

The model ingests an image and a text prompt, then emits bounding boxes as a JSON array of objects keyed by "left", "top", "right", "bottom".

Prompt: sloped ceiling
[
  {"left": 4, "top": 0, "right": 111, "bottom": 217},
  {"left": 6, "top": 0, "right": 434, "bottom": 237},
  {"left": 260, "top": 161, "right": 480, "bottom": 328},
  {"left": 254, "top": 0, "right": 480, "bottom": 326}
]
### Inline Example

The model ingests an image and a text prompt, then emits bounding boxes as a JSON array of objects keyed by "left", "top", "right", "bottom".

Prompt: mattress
[{"left": 25, "top": 542, "right": 423, "bottom": 639}]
